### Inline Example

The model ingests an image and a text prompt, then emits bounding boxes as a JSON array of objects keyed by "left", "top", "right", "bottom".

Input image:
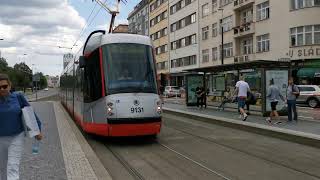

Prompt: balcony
[
  {"left": 233, "top": 22, "right": 255, "bottom": 38},
  {"left": 234, "top": 0, "right": 254, "bottom": 11},
  {"left": 234, "top": 54, "right": 255, "bottom": 63}
]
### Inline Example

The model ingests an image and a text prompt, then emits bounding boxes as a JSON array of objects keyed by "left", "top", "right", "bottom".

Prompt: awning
[{"left": 297, "top": 68, "right": 320, "bottom": 78}]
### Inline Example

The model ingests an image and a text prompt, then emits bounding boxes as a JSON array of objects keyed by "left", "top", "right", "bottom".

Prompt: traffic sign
[{"left": 33, "top": 74, "right": 40, "bottom": 82}]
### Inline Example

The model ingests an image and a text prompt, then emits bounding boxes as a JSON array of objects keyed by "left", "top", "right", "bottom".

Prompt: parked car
[
  {"left": 44, "top": 88, "right": 49, "bottom": 91},
  {"left": 163, "top": 86, "right": 181, "bottom": 97},
  {"left": 296, "top": 85, "right": 320, "bottom": 108}
]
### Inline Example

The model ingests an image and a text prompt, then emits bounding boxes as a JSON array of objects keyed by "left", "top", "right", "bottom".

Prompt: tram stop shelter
[{"left": 184, "top": 60, "right": 291, "bottom": 116}]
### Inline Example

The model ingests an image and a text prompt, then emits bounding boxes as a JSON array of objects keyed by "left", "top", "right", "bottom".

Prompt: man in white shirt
[{"left": 235, "top": 76, "right": 250, "bottom": 121}]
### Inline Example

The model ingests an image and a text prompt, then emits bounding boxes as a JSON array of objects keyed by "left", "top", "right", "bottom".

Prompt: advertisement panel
[
  {"left": 186, "top": 75, "right": 203, "bottom": 106},
  {"left": 265, "top": 70, "right": 288, "bottom": 112}
]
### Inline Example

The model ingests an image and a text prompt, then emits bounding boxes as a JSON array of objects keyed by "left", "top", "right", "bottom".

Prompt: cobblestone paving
[
  {"left": 53, "top": 103, "right": 98, "bottom": 180},
  {"left": 20, "top": 102, "right": 67, "bottom": 180}
]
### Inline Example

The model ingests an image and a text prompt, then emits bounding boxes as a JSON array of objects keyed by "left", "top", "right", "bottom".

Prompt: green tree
[
  {"left": 13, "top": 62, "right": 32, "bottom": 92},
  {"left": 33, "top": 72, "right": 47, "bottom": 89}
]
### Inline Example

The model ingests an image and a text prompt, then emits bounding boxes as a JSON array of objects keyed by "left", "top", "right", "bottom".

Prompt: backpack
[
  {"left": 246, "top": 91, "right": 257, "bottom": 105},
  {"left": 292, "top": 85, "right": 300, "bottom": 98}
]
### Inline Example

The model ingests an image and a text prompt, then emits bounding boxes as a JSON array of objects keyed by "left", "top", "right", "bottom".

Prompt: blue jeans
[{"left": 287, "top": 100, "right": 297, "bottom": 121}]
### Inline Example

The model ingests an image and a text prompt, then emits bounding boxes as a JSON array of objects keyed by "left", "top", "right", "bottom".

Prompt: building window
[
  {"left": 202, "top": 49, "right": 210, "bottom": 63},
  {"left": 191, "top": 34, "right": 197, "bottom": 44},
  {"left": 257, "top": 34, "right": 270, "bottom": 52},
  {"left": 212, "top": 47, "right": 218, "bottom": 61},
  {"left": 171, "top": 13, "right": 196, "bottom": 32},
  {"left": 171, "top": 34, "right": 196, "bottom": 50},
  {"left": 221, "top": 16, "right": 233, "bottom": 32},
  {"left": 171, "top": 55, "right": 196, "bottom": 68},
  {"left": 242, "top": 9, "right": 253, "bottom": 24},
  {"left": 242, "top": 39, "right": 253, "bottom": 54},
  {"left": 202, "top": 3, "right": 210, "bottom": 17},
  {"left": 157, "top": 61, "right": 168, "bottom": 70},
  {"left": 212, "top": 23, "right": 218, "bottom": 37},
  {"left": 212, "top": 0, "right": 218, "bottom": 13},
  {"left": 151, "top": 27, "right": 167, "bottom": 41},
  {"left": 150, "top": 10, "right": 167, "bottom": 27},
  {"left": 171, "top": 42, "right": 177, "bottom": 50},
  {"left": 220, "top": 0, "right": 232, "bottom": 7},
  {"left": 291, "top": 25, "right": 320, "bottom": 46},
  {"left": 156, "top": 44, "right": 168, "bottom": 55},
  {"left": 151, "top": 0, "right": 168, "bottom": 13},
  {"left": 257, "top": 1, "right": 270, "bottom": 21},
  {"left": 170, "top": 0, "right": 195, "bottom": 15},
  {"left": 202, "top": 26, "right": 209, "bottom": 40},
  {"left": 221, "top": 42, "right": 233, "bottom": 58},
  {"left": 191, "top": 13, "right": 196, "bottom": 23},
  {"left": 291, "top": 0, "right": 320, "bottom": 10}
]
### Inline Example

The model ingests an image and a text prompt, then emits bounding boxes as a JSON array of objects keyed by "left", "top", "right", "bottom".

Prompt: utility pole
[{"left": 218, "top": 8, "right": 224, "bottom": 65}]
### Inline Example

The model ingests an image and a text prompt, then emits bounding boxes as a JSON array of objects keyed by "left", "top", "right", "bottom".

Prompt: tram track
[
  {"left": 157, "top": 142, "right": 231, "bottom": 180},
  {"left": 102, "top": 137, "right": 231, "bottom": 180},
  {"left": 104, "top": 143, "right": 146, "bottom": 180},
  {"left": 162, "top": 116, "right": 320, "bottom": 180}
]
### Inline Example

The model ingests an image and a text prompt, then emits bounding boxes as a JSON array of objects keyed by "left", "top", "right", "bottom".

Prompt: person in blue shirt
[{"left": 0, "top": 73, "right": 42, "bottom": 180}]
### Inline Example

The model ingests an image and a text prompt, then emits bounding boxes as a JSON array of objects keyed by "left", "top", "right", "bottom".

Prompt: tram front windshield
[{"left": 103, "top": 43, "right": 157, "bottom": 95}]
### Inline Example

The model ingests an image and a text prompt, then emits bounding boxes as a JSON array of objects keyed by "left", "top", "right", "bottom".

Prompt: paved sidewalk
[
  {"left": 20, "top": 101, "right": 112, "bottom": 180},
  {"left": 164, "top": 102, "right": 320, "bottom": 136}
]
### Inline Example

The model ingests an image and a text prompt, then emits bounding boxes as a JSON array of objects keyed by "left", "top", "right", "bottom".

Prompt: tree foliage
[{"left": 0, "top": 57, "right": 47, "bottom": 91}]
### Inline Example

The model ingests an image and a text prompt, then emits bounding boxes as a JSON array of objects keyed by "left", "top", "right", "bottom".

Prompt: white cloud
[{"left": 0, "top": 0, "right": 86, "bottom": 76}]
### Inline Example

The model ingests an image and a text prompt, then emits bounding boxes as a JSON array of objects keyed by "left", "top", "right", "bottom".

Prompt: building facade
[
  {"left": 128, "top": 0, "right": 320, "bottom": 87},
  {"left": 113, "top": 24, "right": 129, "bottom": 33},
  {"left": 149, "top": 0, "right": 170, "bottom": 86},
  {"left": 197, "top": 0, "right": 320, "bottom": 88},
  {"left": 169, "top": 0, "right": 199, "bottom": 87},
  {"left": 128, "top": 0, "right": 150, "bottom": 36},
  {"left": 63, "top": 53, "right": 74, "bottom": 70},
  {"left": 46, "top": 75, "right": 59, "bottom": 88}
]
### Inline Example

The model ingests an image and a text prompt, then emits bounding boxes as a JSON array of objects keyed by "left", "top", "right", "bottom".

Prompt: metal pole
[
  {"left": 219, "top": 8, "right": 224, "bottom": 65},
  {"left": 35, "top": 81, "right": 38, "bottom": 101},
  {"left": 221, "top": 24, "right": 224, "bottom": 65}
]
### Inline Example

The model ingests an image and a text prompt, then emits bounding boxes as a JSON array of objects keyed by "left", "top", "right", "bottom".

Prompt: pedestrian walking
[
  {"left": 196, "top": 86, "right": 203, "bottom": 108},
  {"left": 201, "top": 87, "right": 207, "bottom": 108},
  {"left": 266, "top": 79, "right": 285, "bottom": 124},
  {"left": 234, "top": 76, "right": 250, "bottom": 121},
  {"left": 286, "top": 77, "right": 300, "bottom": 122},
  {"left": 0, "top": 73, "right": 43, "bottom": 180}
]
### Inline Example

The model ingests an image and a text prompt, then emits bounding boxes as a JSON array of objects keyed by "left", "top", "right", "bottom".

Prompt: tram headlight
[
  {"left": 107, "top": 102, "right": 114, "bottom": 116},
  {"left": 156, "top": 101, "right": 162, "bottom": 114}
]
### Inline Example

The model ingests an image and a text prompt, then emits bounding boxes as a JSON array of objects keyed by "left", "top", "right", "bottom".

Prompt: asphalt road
[
  {"left": 85, "top": 113, "right": 320, "bottom": 180},
  {"left": 26, "top": 88, "right": 59, "bottom": 101}
]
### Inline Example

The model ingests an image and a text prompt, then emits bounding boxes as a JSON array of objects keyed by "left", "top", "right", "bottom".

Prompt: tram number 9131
[{"left": 131, "top": 107, "right": 144, "bottom": 113}]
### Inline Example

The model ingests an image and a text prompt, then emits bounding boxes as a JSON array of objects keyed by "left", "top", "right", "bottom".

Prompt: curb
[
  {"left": 54, "top": 102, "right": 113, "bottom": 180},
  {"left": 163, "top": 107, "right": 320, "bottom": 149}
]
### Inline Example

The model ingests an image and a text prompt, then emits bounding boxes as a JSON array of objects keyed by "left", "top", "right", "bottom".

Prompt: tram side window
[{"left": 83, "top": 48, "right": 103, "bottom": 103}]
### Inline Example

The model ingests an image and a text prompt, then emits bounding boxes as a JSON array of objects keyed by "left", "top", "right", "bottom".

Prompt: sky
[{"left": 0, "top": 0, "right": 140, "bottom": 76}]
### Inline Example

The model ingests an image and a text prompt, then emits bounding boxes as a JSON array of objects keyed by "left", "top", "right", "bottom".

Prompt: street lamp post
[
  {"left": 218, "top": 8, "right": 224, "bottom": 65},
  {"left": 0, "top": 39, "right": 4, "bottom": 58}
]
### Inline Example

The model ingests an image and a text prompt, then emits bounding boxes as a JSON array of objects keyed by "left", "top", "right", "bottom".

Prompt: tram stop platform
[
  {"left": 20, "top": 101, "right": 112, "bottom": 180},
  {"left": 163, "top": 99, "right": 320, "bottom": 148}
]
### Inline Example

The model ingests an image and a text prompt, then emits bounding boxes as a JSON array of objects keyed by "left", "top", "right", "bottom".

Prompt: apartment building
[
  {"left": 169, "top": 0, "right": 199, "bottom": 86},
  {"left": 128, "top": 0, "right": 149, "bottom": 35},
  {"left": 198, "top": 0, "right": 320, "bottom": 88},
  {"left": 128, "top": 0, "right": 320, "bottom": 86},
  {"left": 149, "top": 0, "right": 170, "bottom": 85}
]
